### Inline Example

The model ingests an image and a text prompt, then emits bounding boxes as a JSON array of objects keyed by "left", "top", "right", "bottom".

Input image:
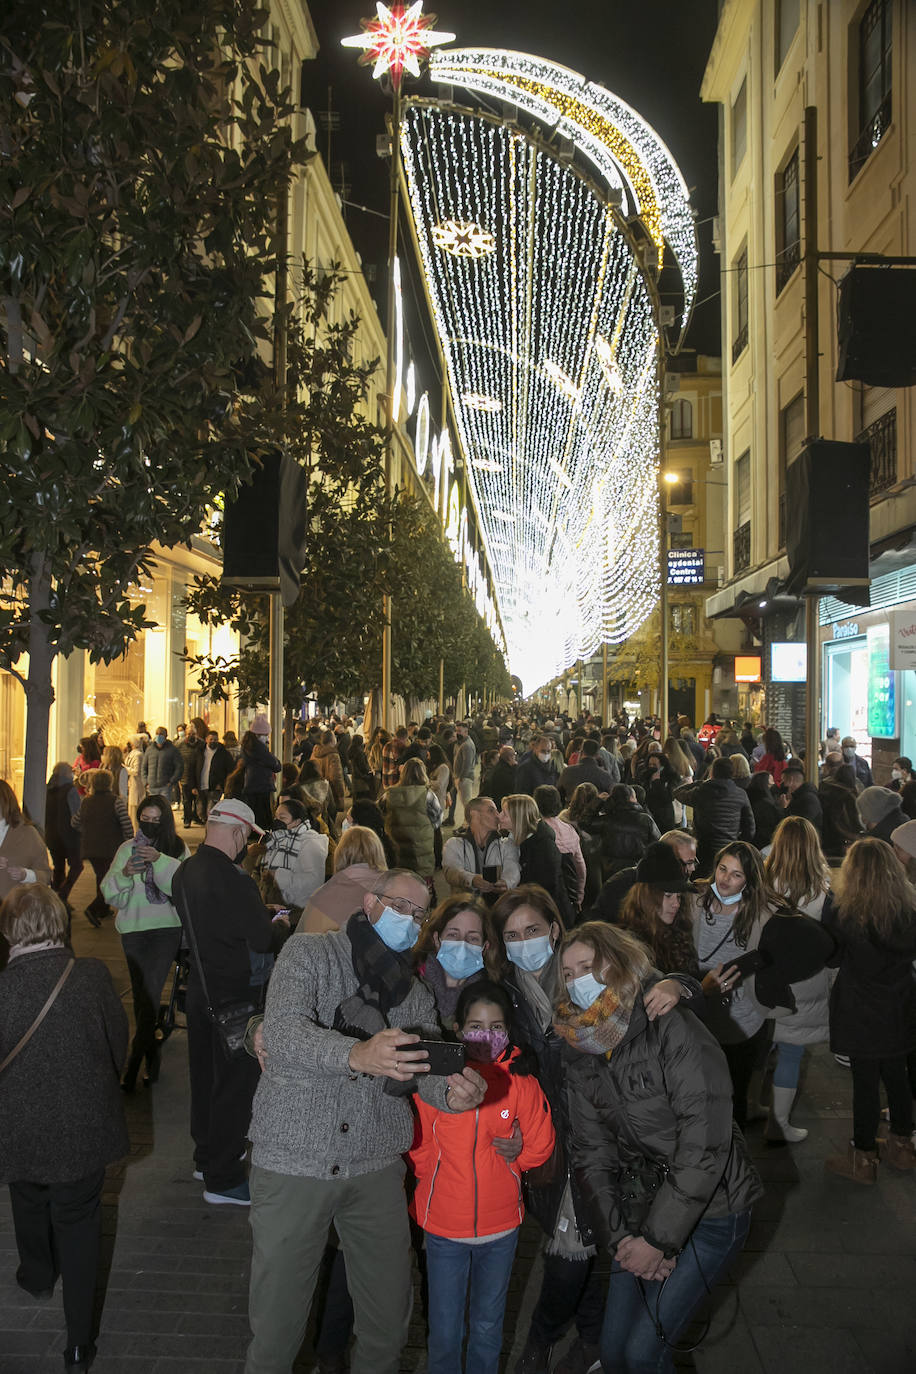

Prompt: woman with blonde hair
[
  {"left": 295, "top": 825, "right": 387, "bottom": 935},
  {"left": 381, "top": 757, "right": 440, "bottom": 886},
  {"left": 0, "top": 781, "right": 52, "bottom": 912},
  {"left": 822, "top": 837, "right": 916, "bottom": 1181},
  {"left": 499, "top": 794, "right": 573, "bottom": 923},
  {"left": 761, "top": 818, "right": 832, "bottom": 1142},
  {"left": 101, "top": 745, "right": 129, "bottom": 804},
  {"left": 0, "top": 883, "right": 128, "bottom": 1370},
  {"left": 555, "top": 921, "right": 762, "bottom": 1373}
]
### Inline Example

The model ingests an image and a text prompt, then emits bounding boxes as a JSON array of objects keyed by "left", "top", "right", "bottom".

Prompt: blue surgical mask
[
  {"left": 436, "top": 939, "right": 485, "bottom": 981},
  {"left": 567, "top": 972, "right": 606, "bottom": 1010},
  {"left": 374, "top": 905, "right": 420, "bottom": 953},
  {"left": 711, "top": 881, "right": 743, "bottom": 906},
  {"left": 506, "top": 935, "right": 553, "bottom": 972},
  {"left": 156, "top": 733, "right": 167, "bottom": 744}
]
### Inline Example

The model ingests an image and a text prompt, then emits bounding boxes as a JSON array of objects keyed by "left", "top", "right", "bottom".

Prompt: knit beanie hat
[
  {"left": 890, "top": 819, "right": 916, "bottom": 858},
  {"left": 856, "top": 785, "right": 901, "bottom": 828}
]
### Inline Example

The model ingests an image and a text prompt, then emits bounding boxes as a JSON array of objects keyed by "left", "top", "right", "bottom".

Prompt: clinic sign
[
  {"left": 392, "top": 259, "right": 506, "bottom": 657},
  {"left": 666, "top": 548, "right": 705, "bottom": 585}
]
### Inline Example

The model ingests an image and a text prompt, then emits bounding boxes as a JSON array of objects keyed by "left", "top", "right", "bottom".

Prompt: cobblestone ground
[{"left": 2, "top": 828, "right": 915, "bottom": 1373}]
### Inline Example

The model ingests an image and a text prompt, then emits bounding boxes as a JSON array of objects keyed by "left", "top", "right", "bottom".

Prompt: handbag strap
[
  {"left": 0, "top": 958, "right": 75, "bottom": 1074},
  {"left": 172, "top": 874, "right": 215, "bottom": 1017}
]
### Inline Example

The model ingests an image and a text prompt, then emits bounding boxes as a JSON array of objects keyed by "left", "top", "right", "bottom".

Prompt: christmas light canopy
[
  {"left": 432, "top": 219, "right": 497, "bottom": 258},
  {"left": 341, "top": 3, "right": 455, "bottom": 92},
  {"left": 429, "top": 47, "right": 698, "bottom": 339},
  {"left": 399, "top": 100, "right": 663, "bottom": 689}
]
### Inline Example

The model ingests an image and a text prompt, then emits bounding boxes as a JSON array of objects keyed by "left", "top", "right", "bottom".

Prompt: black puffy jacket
[
  {"left": 584, "top": 801, "right": 660, "bottom": 874},
  {"left": 565, "top": 992, "right": 763, "bottom": 1258}
]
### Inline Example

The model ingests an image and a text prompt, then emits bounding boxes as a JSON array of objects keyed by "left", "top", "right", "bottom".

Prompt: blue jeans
[
  {"left": 773, "top": 1040, "right": 805, "bottom": 1089},
  {"left": 600, "top": 1209, "right": 752, "bottom": 1374},
  {"left": 425, "top": 1228, "right": 518, "bottom": 1374}
]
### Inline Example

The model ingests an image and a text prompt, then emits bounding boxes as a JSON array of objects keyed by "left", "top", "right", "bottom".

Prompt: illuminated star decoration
[
  {"left": 432, "top": 219, "right": 496, "bottom": 258},
  {"left": 341, "top": 3, "right": 455, "bottom": 92}
]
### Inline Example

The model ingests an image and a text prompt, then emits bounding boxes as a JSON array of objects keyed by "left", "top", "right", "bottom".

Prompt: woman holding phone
[{"left": 685, "top": 841, "right": 777, "bottom": 1127}]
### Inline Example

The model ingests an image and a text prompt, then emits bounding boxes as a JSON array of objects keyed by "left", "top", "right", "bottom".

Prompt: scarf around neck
[
  {"left": 334, "top": 910, "right": 415, "bottom": 1042},
  {"left": 553, "top": 985, "right": 632, "bottom": 1057}
]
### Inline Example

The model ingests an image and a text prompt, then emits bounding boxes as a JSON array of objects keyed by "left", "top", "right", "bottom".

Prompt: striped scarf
[{"left": 553, "top": 986, "right": 632, "bottom": 1057}]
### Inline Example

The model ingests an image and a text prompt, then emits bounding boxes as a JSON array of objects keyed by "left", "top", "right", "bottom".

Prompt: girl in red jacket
[{"left": 410, "top": 980, "right": 555, "bottom": 1374}]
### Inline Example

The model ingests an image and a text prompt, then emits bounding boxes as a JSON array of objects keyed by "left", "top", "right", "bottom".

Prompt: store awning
[{"left": 704, "top": 555, "right": 790, "bottom": 620}]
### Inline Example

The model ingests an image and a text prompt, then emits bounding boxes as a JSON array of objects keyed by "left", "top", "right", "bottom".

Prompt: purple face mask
[{"left": 461, "top": 1028, "right": 510, "bottom": 1063}]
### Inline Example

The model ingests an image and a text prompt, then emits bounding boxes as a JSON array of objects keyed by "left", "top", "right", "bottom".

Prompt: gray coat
[
  {"left": 250, "top": 926, "right": 452, "bottom": 1180},
  {"left": 140, "top": 739, "right": 183, "bottom": 794},
  {"left": 0, "top": 948, "right": 129, "bottom": 1184}
]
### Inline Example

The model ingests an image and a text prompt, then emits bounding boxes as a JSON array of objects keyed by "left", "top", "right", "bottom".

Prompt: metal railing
[
  {"left": 849, "top": 93, "right": 891, "bottom": 182},
  {"left": 778, "top": 491, "right": 787, "bottom": 549},
  {"left": 856, "top": 408, "right": 897, "bottom": 496},
  {"left": 731, "top": 322, "right": 748, "bottom": 365},
  {"left": 775, "top": 239, "right": 800, "bottom": 294},
  {"left": 734, "top": 520, "right": 751, "bottom": 573}
]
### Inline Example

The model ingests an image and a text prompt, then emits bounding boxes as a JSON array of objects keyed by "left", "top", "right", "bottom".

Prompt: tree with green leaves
[{"left": 0, "top": 0, "right": 309, "bottom": 820}]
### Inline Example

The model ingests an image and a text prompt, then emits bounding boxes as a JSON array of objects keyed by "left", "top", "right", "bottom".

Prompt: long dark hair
[
  {"left": 762, "top": 727, "right": 785, "bottom": 761},
  {"left": 136, "top": 794, "right": 184, "bottom": 859},
  {"left": 696, "top": 840, "right": 776, "bottom": 947},
  {"left": 351, "top": 799, "right": 397, "bottom": 868}
]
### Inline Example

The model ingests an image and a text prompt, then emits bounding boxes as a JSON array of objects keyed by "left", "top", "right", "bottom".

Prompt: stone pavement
[{"left": 2, "top": 831, "right": 915, "bottom": 1373}]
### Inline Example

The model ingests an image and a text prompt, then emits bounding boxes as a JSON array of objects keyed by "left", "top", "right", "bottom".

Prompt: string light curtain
[{"left": 400, "top": 101, "right": 663, "bottom": 690}]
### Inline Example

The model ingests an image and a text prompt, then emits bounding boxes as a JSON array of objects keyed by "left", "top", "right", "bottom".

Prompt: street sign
[{"left": 666, "top": 548, "right": 705, "bottom": 585}]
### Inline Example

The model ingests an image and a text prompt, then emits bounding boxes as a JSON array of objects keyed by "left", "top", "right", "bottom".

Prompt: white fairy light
[
  {"left": 430, "top": 47, "right": 698, "bottom": 337},
  {"left": 400, "top": 99, "right": 663, "bottom": 688},
  {"left": 432, "top": 219, "right": 497, "bottom": 258},
  {"left": 462, "top": 392, "right": 503, "bottom": 412}
]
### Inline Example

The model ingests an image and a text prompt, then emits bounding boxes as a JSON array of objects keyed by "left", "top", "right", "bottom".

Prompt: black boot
[
  {"left": 143, "top": 1044, "right": 162, "bottom": 1086},
  {"left": 63, "top": 1342, "right": 96, "bottom": 1370},
  {"left": 121, "top": 1050, "right": 144, "bottom": 1094}
]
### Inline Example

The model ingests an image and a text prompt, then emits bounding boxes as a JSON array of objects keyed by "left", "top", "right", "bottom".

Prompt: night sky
[{"left": 304, "top": 0, "right": 721, "bottom": 356}]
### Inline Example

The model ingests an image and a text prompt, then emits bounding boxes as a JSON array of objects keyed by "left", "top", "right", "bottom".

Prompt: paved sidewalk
[{"left": 1, "top": 836, "right": 915, "bottom": 1373}]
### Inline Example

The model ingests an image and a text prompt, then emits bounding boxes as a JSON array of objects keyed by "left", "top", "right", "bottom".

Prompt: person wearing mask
[
  {"left": 176, "top": 725, "right": 204, "bottom": 826},
  {"left": 414, "top": 892, "right": 500, "bottom": 1023},
  {"left": 674, "top": 757, "right": 755, "bottom": 876},
  {"left": 761, "top": 818, "right": 833, "bottom": 1143},
  {"left": 171, "top": 800, "right": 289, "bottom": 1206},
  {"left": 841, "top": 736, "right": 873, "bottom": 788},
  {"left": 381, "top": 726, "right": 409, "bottom": 792},
  {"left": 481, "top": 744, "right": 518, "bottom": 811},
  {"left": 558, "top": 739, "right": 611, "bottom": 805},
  {"left": 44, "top": 763, "right": 83, "bottom": 906},
  {"left": 140, "top": 727, "right": 183, "bottom": 801},
  {"left": 499, "top": 795, "right": 575, "bottom": 926},
  {"left": 888, "top": 756, "right": 912, "bottom": 793},
  {"left": 823, "top": 838, "right": 916, "bottom": 1181},
  {"left": 101, "top": 793, "right": 188, "bottom": 1092},
  {"left": 452, "top": 722, "right": 478, "bottom": 825},
  {"left": 778, "top": 759, "right": 824, "bottom": 835},
  {"left": 73, "top": 770, "right": 133, "bottom": 928},
  {"left": 686, "top": 841, "right": 776, "bottom": 1127},
  {"left": 244, "top": 869, "right": 487, "bottom": 1374},
  {"left": 260, "top": 799, "right": 329, "bottom": 917},
  {"left": 515, "top": 734, "right": 562, "bottom": 799},
  {"left": 409, "top": 981, "right": 555, "bottom": 1374},
  {"left": 442, "top": 795, "right": 521, "bottom": 901},
  {"left": 312, "top": 730, "right": 346, "bottom": 819},
  {"left": 295, "top": 825, "right": 388, "bottom": 935},
  {"left": 495, "top": 887, "right": 693, "bottom": 1374},
  {"left": 291, "top": 721, "right": 310, "bottom": 765},
  {"left": 0, "top": 883, "right": 129, "bottom": 1373},
  {"left": 557, "top": 922, "right": 763, "bottom": 1374},
  {"left": 856, "top": 784, "right": 907, "bottom": 846},
  {"left": 534, "top": 786, "right": 587, "bottom": 912},
  {"left": 198, "top": 728, "right": 233, "bottom": 817},
  {"left": 241, "top": 718, "right": 282, "bottom": 832},
  {"left": 753, "top": 727, "right": 789, "bottom": 786}
]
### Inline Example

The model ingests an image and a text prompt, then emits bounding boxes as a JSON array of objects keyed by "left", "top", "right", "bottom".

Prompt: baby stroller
[{"left": 156, "top": 951, "right": 191, "bottom": 1043}]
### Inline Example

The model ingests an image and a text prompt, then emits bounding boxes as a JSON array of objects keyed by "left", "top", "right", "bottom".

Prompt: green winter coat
[{"left": 384, "top": 784, "right": 435, "bottom": 877}]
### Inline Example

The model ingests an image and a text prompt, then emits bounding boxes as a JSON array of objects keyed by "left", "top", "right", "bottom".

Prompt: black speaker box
[
  {"left": 836, "top": 266, "right": 916, "bottom": 388},
  {"left": 785, "top": 440, "right": 870, "bottom": 594},
  {"left": 222, "top": 449, "right": 309, "bottom": 606}
]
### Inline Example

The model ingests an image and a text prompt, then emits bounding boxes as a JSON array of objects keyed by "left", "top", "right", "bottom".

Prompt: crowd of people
[{"left": 1, "top": 702, "right": 915, "bottom": 1374}]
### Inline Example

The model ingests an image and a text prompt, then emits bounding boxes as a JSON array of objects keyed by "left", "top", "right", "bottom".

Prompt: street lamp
[
  {"left": 342, "top": 4, "right": 456, "bottom": 730},
  {"left": 659, "top": 468, "right": 679, "bottom": 733}
]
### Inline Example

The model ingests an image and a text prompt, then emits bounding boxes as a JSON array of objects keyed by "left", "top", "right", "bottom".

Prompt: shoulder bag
[
  {"left": 173, "top": 884, "right": 259, "bottom": 1061},
  {"left": 0, "top": 958, "right": 75, "bottom": 1074}
]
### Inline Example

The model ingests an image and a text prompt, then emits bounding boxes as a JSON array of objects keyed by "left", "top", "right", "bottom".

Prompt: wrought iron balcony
[
  {"left": 778, "top": 491, "right": 787, "bottom": 550},
  {"left": 775, "top": 239, "right": 800, "bottom": 294},
  {"left": 734, "top": 520, "right": 751, "bottom": 573},
  {"left": 731, "top": 322, "right": 748, "bottom": 366},
  {"left": 856, "top": 408, "right": 897, "bottom": 497},
  {"left": 849, "top": 93, "right": 891, "bottom": 182}
]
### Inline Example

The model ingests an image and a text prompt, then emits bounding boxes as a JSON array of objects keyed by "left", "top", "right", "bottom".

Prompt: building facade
[{"left": 702, "top": 0, "right": 915, "bottom": 772}]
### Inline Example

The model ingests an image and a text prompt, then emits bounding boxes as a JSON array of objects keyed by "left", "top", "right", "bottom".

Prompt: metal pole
[
  {"left": 439, "top": 657, "right": 444, "bottom": 717},
  {"left": 271, "top": 177, "right": 289, "bottom": 760},
  {"left": 803, "top": 105, "right": 821, "bottom": 784},
  {"left": 382, "top": 87, "right": 402, "bottom": 733},
  {"left": 269, "top": 590, "right": 284, "bottom": 761},
  {"left": 602, "top": 642, "right": 608, "bottom": 726},
  {"left": 659, "top": 479, "right": 670, "bottom": 740}
]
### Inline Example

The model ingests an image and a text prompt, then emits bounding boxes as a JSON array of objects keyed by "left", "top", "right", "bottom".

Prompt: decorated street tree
[{"left": 0, "top": 0, "right": 309, "bottom": 819}]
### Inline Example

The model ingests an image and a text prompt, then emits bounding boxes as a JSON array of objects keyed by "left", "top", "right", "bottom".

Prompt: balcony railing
[
  {"left": 849, "top": 93, "right": 892, "bottom": 182},
  {"left": 731, "top": 322, "right": 748, "bottom": 365},
  {"left": 856, "top": 408, "right": 897, "bottom": 497},
  {"left": 775, "top": 239, "right": 800, "bottom": 294},
  {"left": 734, "top": 520, "right": 751, "bottom": 573}
]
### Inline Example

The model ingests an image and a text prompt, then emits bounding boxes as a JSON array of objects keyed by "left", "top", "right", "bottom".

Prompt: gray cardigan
[{"left": 249, "top": 927, "right": 452, "bottom": 1180}]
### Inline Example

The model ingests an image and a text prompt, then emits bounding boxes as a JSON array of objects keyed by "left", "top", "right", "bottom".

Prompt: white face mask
[
  {"left": 711, "top": 881, "right": 743, "bottom": 906},
  {"left": 538, "top": 751, "right": 551, "bottom": 764},
  {"left": 566, "top": 972, "right": 606, "bottom": 1010},
  {"left": 892, "top": 769, "right": 903, "bottom": 780}
]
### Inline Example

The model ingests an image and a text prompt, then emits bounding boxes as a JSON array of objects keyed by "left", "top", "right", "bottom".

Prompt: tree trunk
[{"left": 22, "top": 553, "right": 57, "bottom": 825}]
